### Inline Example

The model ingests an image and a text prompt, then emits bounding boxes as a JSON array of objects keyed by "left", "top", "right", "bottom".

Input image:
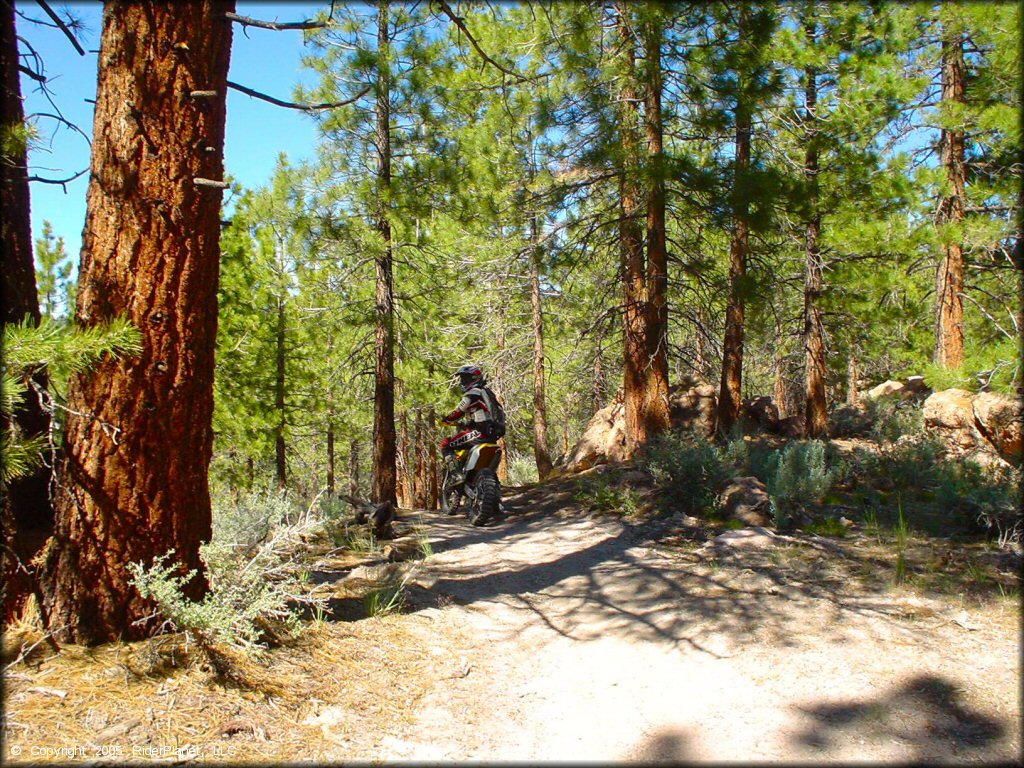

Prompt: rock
[
  {"left": 561, "top": 395, "right": 627, "bottom": 473},
  {"left": 618, "top": 470, "right": 652, "bottom": 488},
  {"left": 924, "top": 389, "right": 985, "bottom": 453},
  {"left": 864, "top": 375, "right": 931, "bottom": 403},
  {"left": 742, "top": 396, "right": 780, "bottom": 434},
  {"left": 712, "top": 527, "right": 777, "bottom": 549},
  {"left": 719, "top": 476, "right": 772, "bottom": 527},
  {"left": 866, "top": 379, "right": 904, "bottom": 400},
  {"left": 777, "top": 415, "right": 805, "bottom": 439},
  {"left": 668, "top": 376, "right": 717, "bottom": 436},
  {"left": 972, "top": 391, "right": 1023, "bottom": 466}
]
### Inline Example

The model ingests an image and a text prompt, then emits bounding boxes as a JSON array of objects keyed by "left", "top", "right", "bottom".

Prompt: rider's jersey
[{"left": 445, "top": 386, "right": 498, "bottom": 430}]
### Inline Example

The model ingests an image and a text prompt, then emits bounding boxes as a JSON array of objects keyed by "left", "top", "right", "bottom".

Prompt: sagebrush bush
[
  {"left": 758, "top": 441, "right": 838, "bottom": 525},
  {"left": 642, "top": 431, "right": 734, "bottom": 517},
  {"left": 210, "top": 487, "right": 299, "bottom": 553},
  {"left": 130, "top": 491, "right": 329, "bottom": 657},
  {"left": 864, "top": 397, "right": 924, "bottom": 442},
  {"left": 506, "top": 452, "right": 540, "bottom": 486}
]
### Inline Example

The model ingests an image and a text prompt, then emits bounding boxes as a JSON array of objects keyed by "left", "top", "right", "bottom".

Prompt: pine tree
[{"left": 41, "top": 0, "right": 234, "bottom": 644}]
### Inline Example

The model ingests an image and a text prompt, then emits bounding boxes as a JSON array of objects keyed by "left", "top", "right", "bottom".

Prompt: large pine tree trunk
[
  {"left": 427, "top": 407, "right": 438, "bottom": 510},
  {"left": 934, "top": 28, "right": 966, "bottom": 369},
  {"left": 1, "top": 0, "right": 52, "bottom": 623},
  {"left": 642, "top": 15, "right": 671, "bottom": 442},
  {"left": 529, "top": 217, "right": 553, "bottom": 479},
  {"left": 370, "top": 0, "right": 397, "bottom": 505},
  {"left": 326, "top": 421, "right": 335, "bottom": 494},
  {"left": 40, "top": 0, "right": 233, "bottom": 644},
  {"left": 616, "top": 4, "right": 649, "bottom": 457},
  {"left": 802, "top": 22, "right": 828, "bottom": 439},
  {"left": 274, "top": 292, "right": 287, "bottom": 490},
  {"left": 717, "top": 48, "right": 751, "bottom": 436}
]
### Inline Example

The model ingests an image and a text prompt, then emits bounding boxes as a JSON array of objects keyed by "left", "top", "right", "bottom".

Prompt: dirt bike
[{"left": 440, "top": 438, "right": 502, "bottom": 526}]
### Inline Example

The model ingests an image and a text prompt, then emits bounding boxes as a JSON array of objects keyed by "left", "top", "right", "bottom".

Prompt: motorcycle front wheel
[{"left": 440, "top": 472, "right": 462, "bottom": 516}]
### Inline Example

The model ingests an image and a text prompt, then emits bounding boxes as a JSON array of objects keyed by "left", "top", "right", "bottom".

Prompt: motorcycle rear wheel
[{"left": 470, "top": 469, "right": 500, "bottom": 526}]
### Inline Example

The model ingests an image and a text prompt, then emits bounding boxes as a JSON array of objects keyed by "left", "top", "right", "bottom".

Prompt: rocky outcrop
[
  {"left": 718, "top": 476, "right": 771, "bottom": 527},
  {"left": 555, "top": 379, "right": 718, "bottom": 476},
  {"left": 668, "top": 377, "right": 717, "bottom": 437},
  {"left": 741, "top": 396, "right": 779, "bottom": 435},
  {"left": 923, "top": 388, "right": 986, "bottom": 453},
  {"left": 971, "top": 392, "right": 1023, "bottom": 466},
  {"left": 923, "top": 388, "right": 1022, "bottom": 466},
  {"left": 863, "top": 375, "right": 930, "bottom": 403},
  {"left": 554, "top": 394, "right": 628, "bottom": 476}
]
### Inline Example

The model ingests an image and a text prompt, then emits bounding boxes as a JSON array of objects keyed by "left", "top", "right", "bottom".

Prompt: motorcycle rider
[{"left": 439, "top": 364, "right": 504, "bottom": 477}]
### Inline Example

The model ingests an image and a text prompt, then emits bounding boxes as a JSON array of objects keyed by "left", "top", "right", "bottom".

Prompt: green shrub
[
  {"left": 642, "top": 431, "right": 733, "bottom": 517},
  {"left": 210, "top": 488, "right": 299, "bottom": 554},
  {"left": 864, "top": 397, "right": 924, "bottom": 442},
  {"left": 130, "top": 491, "right": 330, "bottom": 656},
  {"left": 507, "top": 452, "right": 540, "bottom": 486},
  {"left": 759, "top": 440, "right": 838, "bottom": 524},
  {"left": 573, "top": 475, "right": 640, "bottom": 516}
]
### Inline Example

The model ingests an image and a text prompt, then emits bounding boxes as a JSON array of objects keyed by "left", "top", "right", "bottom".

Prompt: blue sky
[{"left": 20, "top": 1, "right": 326, "bottom": 264}]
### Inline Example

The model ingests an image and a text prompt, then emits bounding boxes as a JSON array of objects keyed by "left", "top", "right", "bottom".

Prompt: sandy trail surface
[{"left": 322, "top": 478, "right": 1020, "bottom": 764}]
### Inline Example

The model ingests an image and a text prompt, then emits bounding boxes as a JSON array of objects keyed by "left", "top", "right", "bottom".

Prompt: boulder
[
  {"left": 777, "top": 415, "right": 805, "bottom": 439},
  {"left": 742, "top": 396, "right": 780, "bottom": 434},
  {"left": 668, "top": 376, "right": 717, "bottom": 436},
  {"left": 719, "top": 476, "right": 772, "bottom": 527},
  {"left": 863, "top": 375, "right": 931, "bottom": 403},
  {"left": 972, "top": 392, "right": 1023, "bottom": 466},
  {"left": 923, "top": 389, "right": 985, "bottom": 453},
  {"left": 712, "top": 527, "right": 777, "bottom": 550},
  {"left": 561, "top": 395, "right": 628, "bottom": 473}
]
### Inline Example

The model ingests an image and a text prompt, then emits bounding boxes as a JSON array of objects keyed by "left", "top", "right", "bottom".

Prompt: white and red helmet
[{"left": 452, "top": 364, "right": 484, "bottom": 392}]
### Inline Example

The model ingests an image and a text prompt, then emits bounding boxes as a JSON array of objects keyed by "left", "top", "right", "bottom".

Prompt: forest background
[{"left": 3, "top": 0, "right": 1021, "bottom": 642}]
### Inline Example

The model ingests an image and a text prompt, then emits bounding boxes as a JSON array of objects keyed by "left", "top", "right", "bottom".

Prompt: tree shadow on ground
[
  {"left": 791, "top": 673, "right": 1008, "bottom": 763},
  {"left": 400, "top": 489, "right": 936, "bottom": 657}
]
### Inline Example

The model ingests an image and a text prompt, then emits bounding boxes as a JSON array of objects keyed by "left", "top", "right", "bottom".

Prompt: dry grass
[
  {"left": 2, "top": 517, "right": 460, "bottom": 764},
  {"left": 3, "top": 612, "right": 469, "bottom": 763}
]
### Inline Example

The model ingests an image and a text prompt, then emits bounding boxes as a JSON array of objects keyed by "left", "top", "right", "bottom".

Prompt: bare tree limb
[
  {"left": 224, "top": 11, "right": 331, "bottom": 31},
  {"left": 27, "top": 168, "right": 88, "bottom": 187},
  {"left": 433, "top": 0, "right": 531, "bottom": 83},
  {"left": 34, "top": 0, "right": 85, "bottom": 56},
  {"left": 18, "top": 64, "right": 45, "bottom": 83},
  {"left": 227, "top": 80, "right": 370, "bottom": 112}
]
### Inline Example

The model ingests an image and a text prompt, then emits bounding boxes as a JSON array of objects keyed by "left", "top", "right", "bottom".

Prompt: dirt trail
[{"left": 333, "top": 477, "right": 1020, "bottom": 763}]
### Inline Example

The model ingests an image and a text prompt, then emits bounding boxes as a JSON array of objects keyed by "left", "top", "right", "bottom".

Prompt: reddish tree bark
[
  {"left": 641, "top": 14, "right": 671, "bottom": 442},
  {"left": 802, "top": 17, "right": 828, "bottom": 439},
  {"left": 427, "top": 407, "right": 438, "bottom": 511},
  {"left": 370, "top": 0, "right": 397, "bottom": 505},
  {"left": 934, "top": 28, "right": 966, "bottom": 369},
  {"left": 616, "top": 3, "right": 649, "bottom": 458},
  {"left": 717, "top": 5, "right": 752, "bottom": 438},
  {"left": 39, "top": 0, "right": 234, "bottom": 644},
  {"left": 529, "top": 217, "right": 553, "bottom": 479},
  {"left": 1, "top": 0, "right": 52, "bottom": 623},
  {"left": 274, "top": 291, "right": 287, "bottom": 490}
]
